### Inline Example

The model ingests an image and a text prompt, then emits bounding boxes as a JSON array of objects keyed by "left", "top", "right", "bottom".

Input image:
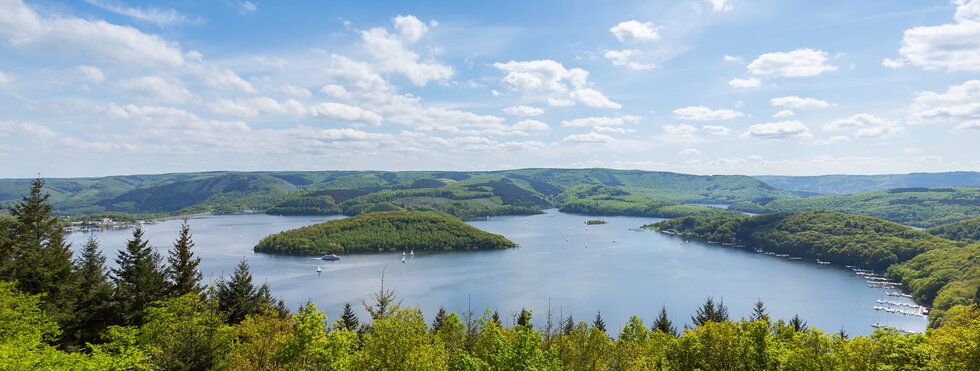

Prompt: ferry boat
[{"left": 320, "top": 254, "right": 341, "bottom": 261}]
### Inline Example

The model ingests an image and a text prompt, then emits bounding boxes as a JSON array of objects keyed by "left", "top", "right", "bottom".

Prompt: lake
[{"left": 66, "top": 209, "right": 927, "bottom": 335}]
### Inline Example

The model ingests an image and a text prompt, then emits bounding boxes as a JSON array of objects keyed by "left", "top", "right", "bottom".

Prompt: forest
[
  {"left": 648, "top": 210, "right": 980, "bottom": 326},
  {"left": 253, "top": 210, "right": 517, "bottom": 255},
  {"left": 927, "top": 216, "right": 980, "bottom": 243},
  {"left": 4, "top": 180, "right": 980, "bottom": 369}
]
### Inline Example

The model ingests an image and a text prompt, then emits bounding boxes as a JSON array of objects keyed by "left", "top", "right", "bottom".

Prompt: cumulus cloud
[
  {"left": 744, "top": 121, "right": 812, "bottom": 140},
  {"left": 604, "top": 49, "right": 653, "bottom": 70},
  {"left": 701, "top": 125, "right": 731, "bottom": 135},
  {"left": 279, "top": 84, "right": 311, "bottom": 98},
  {"left": 908, "top": 80, "right": 980, "bottom": 125},
  {"left": 708, "top": 0, "right": 735, "bottom": 13},
  {"left": 815, "top": 135, "right": 850, "bottom": 145},
  {"left": 609, "top": 20, "right": 660, "bottom": 42},
  {"left": 562, "top": 132, "right": 615, "bottom": 143},
  {"left": 360, "top": 15, "right": 453, "bottom": 86},
  {"left": 503, "top": 105, "right": 544, "bottom": 117},
  {"left": 76, "top": 65, "right": 104, "bottom": 83},
  {"left": 0, "top": 0, "right": 186, "bottom": 67},
  {"left": 955, "top": 120, "right": 980, "bottom": 130},
  {"left": 85, "top": 0, "right": 190, "bottom": 26},
  {"left": 680, "top": 148, "right": 701, "bottom": 155},
  {"left": 493, "top": 60, "right": 621, "bottom": 109},
  {"left": 673, "top": 106, "right": 744, "bottom": 121},
  {"left": 512, "top": 119, "right": 550, "bottom": 132},
  {"left": 728, "top": 77, "right": 760, "bottom": 88},
  {"left": 823, "top": 113, "right": 885, "bottom": 131},
  {"left": 770, "top": 96, "right": 831, "bottom": 109},
  {"left": 747, "top": 48, "right": 837, "bottom": 77},
  {"left": 561, "top": 115, "right": 641, "bottom": 127},
  {"left": 723, "top": 55, "right": 743, "bottom": 63},
  {"left": 893, "top": 0, "right": 980, "bottom": 72},
  {"left": 118, "top": 76, "right": 194, "bottom": 103},
  {"left": 772, "top": 109, "right": 795, "bottom": 118},
  {"left": 661, "top": 124, "right": 702, "bottom": 143}
]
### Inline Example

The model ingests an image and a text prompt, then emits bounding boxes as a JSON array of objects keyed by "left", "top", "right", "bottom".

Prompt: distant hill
[
  {"left": 927, "top": 216, "right": 980, "bottom": 243},
  {"left": 253, "top": 210, "right": 516, "bottom": 255},
  {"left": 756, "top": 172, "right": 980, "bottom": 195},
  {"left": 0, "top": 169, "right": 793, "bottom": 219},
  {"left": 729, "top": 187, "right": 980, "bottom": 227}
]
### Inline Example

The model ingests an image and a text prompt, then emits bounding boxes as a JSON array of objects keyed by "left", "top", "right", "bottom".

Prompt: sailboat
[
  {"left": 401, "top": 256, "right": 406, "bottom": 263},
  {"left": 403, "top": 251, "right": 406, "bottom": 257},
  {"left": 316, "top": 265, "right": 322, "bottom": 273},
  {"left": 410, "top": 249, "right": 415, "bottom": 256}
]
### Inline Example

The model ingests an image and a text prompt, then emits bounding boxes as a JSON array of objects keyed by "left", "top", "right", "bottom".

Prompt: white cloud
[
  {"left": 661, "top": 124, "right": 702, "bottom": 143},
  {"left": 118, "top": 76, "right": 194, "bottom": 103},
  {"left": 562, "top": 115, "right": 641, "bottom": 127},
  {"left": 0, "top": 71, "right": 9, "bottom": 86},
  {"left": 562, "top": 132, "right": 615, "bottom": 143},
  {"left": 723, "top": 55, "right": 743, "bottom": 63},
  {"left": 279, "top": 84, "right": 311, "bottom": 98},
  {"left": 494, "top": 60, "right": 620, "bottom": 109},
  {"left": 255, "top": 56, "right": 288, "bottom": 70},
  {"left": 609, "top": 20, "right": 660, "bottom": 42},
  {"left": 908, "top": 80, "right": 980, "bottom": 125},
  {"left": 594, "top": 126, "right": 635, "bottom": 134},
  {"left": 503, "top": 105, "right": 544, "bottom": 117},
  {"left": 772, "top": 109, "right": 795, "bottom": 118},
  {"left": 196, "top": 64, "right": 255, "bottom": 93},
  {"left": 0, "top": 0, "right": 186, "bottom": 67},
  {"left": 361, "top": 16, "right": 453, "bottom": 86},
  {"left": 728, "top": 77, "right": 760, "bottom": 88},
  {"left": 604, "top": 49, "right": 653, "bottom": 70},
  {"left": 673, "top": 106, "right": 744, "bottom": 121},
  {"left": 770, "top": 96, "right": 831, "bottom": 109},
  {"left": 309, "top": 102, "right": 384, "bottom": 124},
  {"left": 701, "top": 125, "right": 731, "bottom": 135},
  {"left": 894, "top": 0, "right": 980, "bottom": 72},
  {"left": 708, "top": 0, "right": 735, "bottom": 13},
  {"left": 955, "top": 119, "right": 980, "bottom": 130},
  {"left": 855, "top": 122, "right": 904, "bottom": 138},
  {"left": 546, "top": 98, "right": 575, "bottom": 107},
  {"left": 234, "top": 1, "right": 257, "bottom": 14},
  {"left": 823, "top": 113, "right": 886, "bottom": 131},
  {"left": 680, "top": 148, "right": 701, "bottom": 155},
  {"left": 881, "top": 58, "right": 904, "bottom": 68},
  {"left": 815, "top": 135, "right": 850, "bottom": 145},
  {"left": 512, "top": 119, "right": 550, "bottom": 132},
  {"left": 85, "top": 0, "right": 189, "bottom": 26},
  {"left": 744, "top": 121, "right": 813, "bottom": 140},
  {"left": 76, "top": 65, "right": 105, "bottom": 83},
  {"left": 747, "top": 48, "right": 837, "bottom": 77}
]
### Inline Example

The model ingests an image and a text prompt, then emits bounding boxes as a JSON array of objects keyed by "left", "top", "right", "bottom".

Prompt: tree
[
  {"left": 692, "top": 297, "right": 729, "bottom": 326},
  {"left": 974, "top": 286, "right": 980, "bottom": 305},
  {"left": 517, "top": 308, "right": 533, "bottom": 329},
  {"left": 215, "top": 258, "right": 279, "bottom": 324},
  {"left": 339, "top": 303, "right": 359, "bottom": 332},
  {"left": 0, "top": 214, "right": 14, "bottom": 279},
  {"left": 562, "top": 315, "right": 575, "bottom": 336},
  {"left": 361, "top": 268, "right": 401, "bottom": 321},
  {"left": 112, "top": 225, "right": 168, "bottom": 325},
  {"left": 593, "top": 310, "right": 606, "bottom": 333},
  {"left": 166, "top": 219, "right": 202, "bottom": 297},
  {"left": 138, "top": 293, "right": 235, "bottom": 370},
  {"left": 789, "top": 314, "right": 808, "bottom": 332},
  {"left": 67, "top": 236, "right": 115, "bottom": 347},
  {"left": 431, "top": 306, "right": 447, "bottom": 333},
  {"left": 7, "top": 178, "right": 76, "bottom": 326},
  {"left": 751, "top": 299, "right": 769, "bottom": 322},
  {"left": 653, "top": 305, "right": 677, "bottom": 337}
]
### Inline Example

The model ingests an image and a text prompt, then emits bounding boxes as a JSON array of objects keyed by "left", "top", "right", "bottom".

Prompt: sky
[{"left": 1, "top": 0, "right": 979, "bottom": 178}]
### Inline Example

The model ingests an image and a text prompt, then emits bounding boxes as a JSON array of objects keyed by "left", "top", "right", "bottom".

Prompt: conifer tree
[
  {"left": 362, "top": 269, "right": 401, "bottom": 321},
  {"left": 340, "top": 302, "right": 360, "bottom": 331},
  {"left": 517, "top": 308, "right": 533, "bottom": 329},
  {"left": 8, "top": 178, "right": 76, "bottom": 326},
  {"left": 69, "top": 236, "right": 115, "bottom": 346},
  {"left": 789, "top": 314, "right": 808, "bottom": 332},
  {"left": 167, "top": 219, "right": 202, "bottom": 296},
  {"left": 491, "top": 310, "right": 501, "bottom": 325},
  {"left": 216, "top": 258, "right": 281, "bottom": 324},
  {"left": 652, "top": 306, "right": 677, "bottom": 337},
  {"left": 593, "top": 310, "right": 606, "bottom": 333},
  {"left": 692, "top": 297, "right": 729, "bottom": 326},
  {"left": 751, "top": 299, "right": 769, "bottom": 322},
  {"left": 431, "top": 306, "right": 447, "bottom": 333},
  {"left": 562, "top": 315, "right": 575, "bottom": 335},
  {"left": 0, "top": 213, "right": 14, "bottom": 279},
  {"left": 112, "top": 225, "right": 168, "bottom": 325}
]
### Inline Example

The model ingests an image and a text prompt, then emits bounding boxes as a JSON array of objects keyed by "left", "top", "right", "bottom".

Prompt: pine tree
[
  {"left": 593, "top": 310, "right": 606, "bottom": 333},
  {"left": 491, "top": 310, "right": 502, "bottom": 325},
  {"left": 974, "top": 286, "right": 980, "bottom": 305},
  {"left": 112, "top": 225, "right": 168, "bottom": 325},
  {"left": 340, "top": 302, "right": 360, "bottom": 331},
  {"left": 216, "top": 258, "right": 281, "bottom": 324},
  {"left": 431, "top": 306, "right": 447, "bottom": 332},
  {"left": 789, "top": 314, "right": 808, "bottom": 332},
  {"left": 167, "top": 219, "right": 202, "bottom": 297},
  {"left": 8, "top": 178, "right": 76, "bottom": 327},
  {"left": 69, "top": 236, "right": 115, "bottom": 346},
  {"left": 751, "top": 299, "right": 769, "bottom": 322},
  {"left": 517, "top": 308, "right": 533, "bottom": 329},
  {"left": 652, "top": 306, "right": 677, "bottom": 337},
  {"left": 562, "top": 315, "right": 575, "bottom": 335},
  {"left": 692, "top": 297, "right": 729, "bottom": 326},
  {"left": 361, "top": 269, "right": 401, "bottom": 321},
  {"left": 0, "top": 213, "right": 14, "bottom": 279}
]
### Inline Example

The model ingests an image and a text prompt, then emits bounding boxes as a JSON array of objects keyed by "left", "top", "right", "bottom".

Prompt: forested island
[
  {"left": 253, "top": 211, "right": 516, "bottom": 255},
  {"left": 647, "top": 211, "right": 980, "bottom": 325}
]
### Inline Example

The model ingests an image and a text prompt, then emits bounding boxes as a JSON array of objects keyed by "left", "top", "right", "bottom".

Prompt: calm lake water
[{"left": 67, "top": 210, "right": 927, "bottom": 335}]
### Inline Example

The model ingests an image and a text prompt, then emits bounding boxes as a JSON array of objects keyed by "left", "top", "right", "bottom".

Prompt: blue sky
[{"left": 1, "top": 0, "right": 979, "bottom": 177}]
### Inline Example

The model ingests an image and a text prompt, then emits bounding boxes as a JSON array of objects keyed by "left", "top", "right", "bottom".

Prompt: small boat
[
  {"left": 410, "top": 249, "right": 415, "bottom": 255},
  {"left": 401, "top": 256, "right": 406, "bottom": 263},
  {"left": 403, "top": 251, "right": 406, "bottom": 257},
  {"left": 316, "top": 265, "right": 322, "bottom": 273},
  {"left": 320, "top": 254, "right": 341, "bottom": 261}
]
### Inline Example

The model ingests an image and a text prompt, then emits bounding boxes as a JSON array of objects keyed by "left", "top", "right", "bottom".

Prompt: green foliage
[
  {"left": 358, "top": 307, "right": 449, "bottom": 370},
  {"left": 650, "top": 210, "right": 956, "bottom": 270},
  {"left": 112, "top": 226, "right": 169, "bottom": 326},
  {"left": 254, "top": 211, "right": 517, "bottom": 256},
  {"left": 138, "top": 293, "right": 235, "bottom": 370},
  {"left": 68, "top": 236, "right": 115, "bottom": 347},
  {"left": 756, "top": 171, "right": 980, "bottom": 195},
  {"left": 928, "top": 216, "right": 980, "bottom": 243},
  {"left": 732, "top": 186, "right": 980, "bottom": 227},
  {"left": 888, "top": 243, "right": 980, "bottom": 319},
  {"left": 556, "top": 184, "right": 737, "bottom": 219},
  {"left": 692, "top": 297, "right": 729, "bottom": 326},
  {"left": 166, "top": 220, "right": 203, "bottom": 297},
  {"left": 215, "top": 258, "right": 282, "bottom": 324}
]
